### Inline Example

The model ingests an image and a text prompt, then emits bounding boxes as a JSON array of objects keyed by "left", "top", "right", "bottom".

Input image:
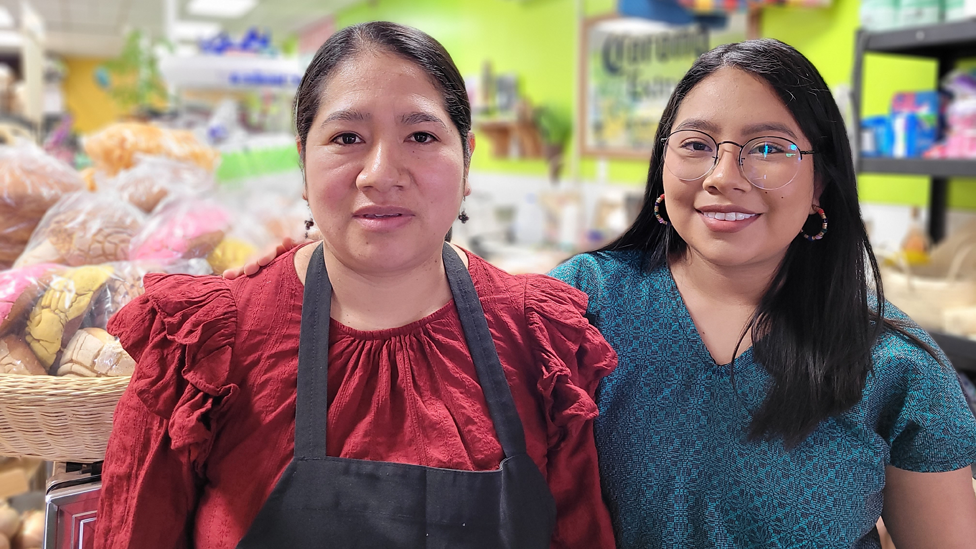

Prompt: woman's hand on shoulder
[{"left": 223, "top": 236, "right": 309, "bottom": 279}]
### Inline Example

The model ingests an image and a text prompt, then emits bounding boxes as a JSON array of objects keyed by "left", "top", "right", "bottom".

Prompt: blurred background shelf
[{"left": 859, "top": 158, "right": 976, "bottom": 178}]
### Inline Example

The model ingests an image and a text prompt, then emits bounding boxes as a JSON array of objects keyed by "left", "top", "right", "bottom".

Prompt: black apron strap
[
  {"left": 294, "top": 242, "right": 529, "bottom": 460},
  {"left": 441, "top": 243, "right": 528, "bottom": 457},
  {"left": 295, "top": 243, "right": 331, "bottom": 459}
]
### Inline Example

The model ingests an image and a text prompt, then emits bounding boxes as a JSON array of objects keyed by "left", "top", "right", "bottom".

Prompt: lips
[
  {"left": 700, "top": 211, "right": 756, "bottom": 221},
  {"left": 696, "top": 205, "right": 761, "bottom": 233}
]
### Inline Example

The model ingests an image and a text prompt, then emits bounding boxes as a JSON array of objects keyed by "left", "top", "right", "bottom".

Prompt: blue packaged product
[{"left": 861, "top": 116, "right": 892, "bottom": 157}]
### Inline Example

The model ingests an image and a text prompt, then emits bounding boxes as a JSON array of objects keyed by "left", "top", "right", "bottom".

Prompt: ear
[
  {"left": 297, "top": 136, "right": 308, "bottom": 200},
  {"left": 463, "top": 132, "right": 475, "bottom": 197}
]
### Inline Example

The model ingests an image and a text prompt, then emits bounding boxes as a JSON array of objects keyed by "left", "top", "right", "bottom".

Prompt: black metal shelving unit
[{"left": 851, "top": 20, "right": 976, "bottom": 372}]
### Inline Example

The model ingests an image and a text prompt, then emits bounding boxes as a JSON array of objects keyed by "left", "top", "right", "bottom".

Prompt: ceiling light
[
  {"left": 173, "top": 21, "right": 222, "bottom": 41},
  {"left": 187, "top": 0, "right": 257, "bottom": 19},
  {"left": 0, "top": 7, "right": 13, "bottom": 28}
]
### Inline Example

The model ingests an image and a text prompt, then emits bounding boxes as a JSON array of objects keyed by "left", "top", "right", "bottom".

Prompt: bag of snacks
[
  {"left": 103, "top": 155, "right": 214, "bottom": 213},
  {"left": 83, "top": 122, "right": 219, "bottom": 176},
  {"left": 13, "top": 191, "right": 146, "bottom": 268},
  {"left": 0, "top": 145, "right": 85, "bottom": 269}
]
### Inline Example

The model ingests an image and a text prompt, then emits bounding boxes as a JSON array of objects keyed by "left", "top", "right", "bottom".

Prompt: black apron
[{"left": 236, "top": 243, "right": 556, "bottom": 549}]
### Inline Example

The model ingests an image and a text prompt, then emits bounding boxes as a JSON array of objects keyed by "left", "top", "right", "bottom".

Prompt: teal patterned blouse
[{"left": 549, "top": 250, "right": 976, "bottom": 549}]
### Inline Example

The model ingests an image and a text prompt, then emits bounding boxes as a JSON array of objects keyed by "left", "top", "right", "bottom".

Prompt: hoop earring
[
  {"left": 801, "top": 206, "right": 828, "bottom": 241},
  {"left": 654, "top": 194, "right": 669, "bottom": 226},
  {"left": 458, "top": 210, "right": 469, "bottom": 224}
]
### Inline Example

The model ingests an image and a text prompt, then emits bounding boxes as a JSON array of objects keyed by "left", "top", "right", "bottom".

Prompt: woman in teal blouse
[
  {"left": 549, "top": 39, "right": 976, "bottom": 547},
  {"left": 234, "top": 38, "right": 976, "bottom": 548}
]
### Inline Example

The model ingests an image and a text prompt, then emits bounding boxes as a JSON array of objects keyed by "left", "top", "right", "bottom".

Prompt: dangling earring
[
  {"left": 801, "top": 206, "right": 828, "bottom": 241},
  {"left": 458, "top": 210, "right": 469, "bottom": 224},
  {"left": 654, "top": 194, "right": 669, "bottom": 226}
]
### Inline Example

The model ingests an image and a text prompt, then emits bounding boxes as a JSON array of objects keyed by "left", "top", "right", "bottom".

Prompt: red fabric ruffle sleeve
[
  {"left": 522, "top": 274, "right": 617, "bottom": 549},
  {"left": 95, "top": 273, "right": 238, "bottom": 549}
]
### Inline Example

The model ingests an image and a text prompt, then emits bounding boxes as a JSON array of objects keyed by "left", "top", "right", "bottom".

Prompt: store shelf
[
  {"left": 851, "top": 20, "right": 976, "bottom": 243},
  {"left": 929, "top": 331, "right": 976, "bottom": 373},
  {"left": 859, "top": 158, "right": 976, "bottom": 178},
  {"left": 862, "top": 19, "right": 976, "bottom": 58}
]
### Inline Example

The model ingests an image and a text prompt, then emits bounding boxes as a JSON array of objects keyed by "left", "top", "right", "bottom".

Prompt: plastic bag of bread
[
  {"left": 0, "top": 145, "right": 85, "bottom": 269},
  {"left": 3, "top": 258, "right": 210, "bottom": 375},
  {"left": 13, "top": 191, "right": 146, "bottom": 268},
  {"left": 130, "top": 196, "right": 232, "bottom": 261},
  {"left": 103, "top": 155, "right": 214, "bottom": 213},
  {"left": 83, "top": 122, "right": 219, "bottom": 177},
  {"left": 0, "top": 263, "right": 63, "bottom": 336}
]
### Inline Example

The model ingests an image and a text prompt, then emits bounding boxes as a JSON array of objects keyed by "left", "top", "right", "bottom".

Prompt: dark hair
[
  {"left": 293, "top": 21, "right": 472, "bottom": 165},
  {"left": 600, "top": 38, "right": 936, "bottom": 448}
]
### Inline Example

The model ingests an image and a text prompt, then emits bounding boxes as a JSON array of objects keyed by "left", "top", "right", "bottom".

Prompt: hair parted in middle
[
  {"left": 292, "top": 21, "right": 472, "bottom": 166},
  {"left": 597, "top": 38, "right": 942, "bottom": 448}
]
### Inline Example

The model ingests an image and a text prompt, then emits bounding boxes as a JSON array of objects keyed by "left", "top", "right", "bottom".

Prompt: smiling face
[
  {"left": 663, "top": 66, "right": 818, "bottom": 272},
  {"left": 302, "top": 50, "right": 471, "bottom": 275}
]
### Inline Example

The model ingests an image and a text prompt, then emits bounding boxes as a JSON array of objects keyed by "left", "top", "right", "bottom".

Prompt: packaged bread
[
  {"left": 104, "top": 155, "right": 214, "bottom": 213},
  {"left": 55, "top": 327, "right": 134, "bottom": 377},
  {"left": 14, "top": 191, "right": 146, "bottom": 268},
  {"left": 23, "top": 264, "right": 114, "bottom": 370},
  {"left": 130, "top": 197, "right": 231, "bottom": 261},
  {"left": 0, "top": 263, "right": 61, "bottom": 336},
  {"left": 84, "top": 123, "right": 219, "bottom": 176},
  {"left": 3, "top": 259, "right": 210, "bottom": 375},
  {"left": 0, "top": 145, "right": 85, "bottom": 269},
  {"left": 0, "top": 335, "right": 46, "bottom": 375}
]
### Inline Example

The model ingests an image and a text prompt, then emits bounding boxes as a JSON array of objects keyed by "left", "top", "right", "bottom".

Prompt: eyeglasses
[{"left": 661, "top": 130, "right": 815, "bottom": 190}]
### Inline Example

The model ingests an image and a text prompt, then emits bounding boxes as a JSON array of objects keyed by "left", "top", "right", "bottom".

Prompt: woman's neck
[
  {"left": 670, "top": 250, "right": 777, "bottom": 309},
  {"left": 295, "top": 243, "right": 465, "bottom": 331},
  {"left": 669, "top": 250, "right": 781, "bottom": 364}
]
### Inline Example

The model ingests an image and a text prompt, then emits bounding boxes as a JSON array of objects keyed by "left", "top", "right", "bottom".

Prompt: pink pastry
[
  {"left": 0, "top": 263, "right": 60, "bottom": 335},
  {"left": 130, "top": 199, "right": 231, "bottom": 262}
]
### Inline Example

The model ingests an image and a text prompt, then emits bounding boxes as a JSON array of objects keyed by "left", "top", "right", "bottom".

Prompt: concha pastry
[
  {"left": 0, "top": 146, "right": 85, "bottom": 269},
  {"left": 0, "top": 335, "right": 46, "bottom": 375},
  {"left": 13, "top": 192, "right": 145, "bottom": 268},
  {"left": 24, "top": 265, "right": 113, "bottom": 369},
  {"left": 0, "top": 264, "right": 59, "bottom": 336},
  {"left": 56, "top": 327, "right": 135, "bottom": 377}
]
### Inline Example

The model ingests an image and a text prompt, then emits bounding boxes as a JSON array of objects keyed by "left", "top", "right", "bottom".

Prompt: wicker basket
[
  {"left": 0, "top": 374, "right": 130, "bottom": 462},
  {"left": 882, "top": 245, "right": 976, "bottom": 331}
]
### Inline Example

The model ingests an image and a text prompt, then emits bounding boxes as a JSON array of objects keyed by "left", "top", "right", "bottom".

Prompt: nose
[
  {"left": 703, "top": 142, "right": 751, "bottom": 193},
  {"left": 356, "top": 139, "right": 403, "bottom": 192}
]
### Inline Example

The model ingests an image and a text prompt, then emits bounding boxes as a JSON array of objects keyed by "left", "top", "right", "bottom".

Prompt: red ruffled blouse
[{"left": 95, "top": 246, "right": 617, "bottom": 549}]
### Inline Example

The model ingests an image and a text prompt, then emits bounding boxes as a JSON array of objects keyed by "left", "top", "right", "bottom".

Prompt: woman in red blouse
[{"left": 95, "top": 22, "right": 616, "bottom": 549}]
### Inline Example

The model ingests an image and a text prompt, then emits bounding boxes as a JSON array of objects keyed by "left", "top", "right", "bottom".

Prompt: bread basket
[{"left": 0, "top": 374, "right": 130, "bottom": 462}]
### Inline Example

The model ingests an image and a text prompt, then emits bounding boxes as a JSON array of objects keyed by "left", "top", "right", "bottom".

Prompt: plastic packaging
[
  {"left": 860, "top": 0, "right": 899, "bottom": 30},
  {"left": 0, "top": 258, "right": 211, "bottom": 376},
  {"left": 130, "top": 196, "right": 232, "bottom": 261},
  {"left": 83, "top": 122, "right": 220, "bottom": 177},
  {"left": 0, "top": 145, "right": 85, "bottom": 269},
  {"left": 0, "top": 263, "right": 62, "bottom": 336},
  {"left": 13, "top": 191, "right": 146, "bottom": 268},
  {"left": 103, "top": 155, "right": 214, "bottom": 213}
]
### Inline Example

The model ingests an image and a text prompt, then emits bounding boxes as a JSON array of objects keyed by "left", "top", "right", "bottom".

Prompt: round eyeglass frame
[{"left": 661, "top": 129, "right": 816, "bottom": 190}]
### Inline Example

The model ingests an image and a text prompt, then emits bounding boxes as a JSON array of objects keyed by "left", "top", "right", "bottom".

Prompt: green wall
[
  {"left": 336, "top": 0, "right": 976, "bottom": 209},
  {"left": 335, "top": 0, "right": 649, "bottom": 184}
]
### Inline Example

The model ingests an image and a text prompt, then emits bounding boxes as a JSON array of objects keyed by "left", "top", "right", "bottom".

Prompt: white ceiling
[{"left": 1, "top": 0, "right": 360, "bottom": 57}]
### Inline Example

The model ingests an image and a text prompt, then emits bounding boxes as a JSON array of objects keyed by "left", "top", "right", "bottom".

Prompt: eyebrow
[
  {"left": 401, "top": 111, "right": 448, "bottom": 129},
  {"left": 741, "top": 122, "right": 799, "bottom": 140},
  {"left": 673, "top": 118, "right": 719, "bottom": 133},
  {"left": 321, "top": 110, "right": 369, "bottom": 125},
  {"left": 673, "top": 119, "right": 800, "bottom": 141}
]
